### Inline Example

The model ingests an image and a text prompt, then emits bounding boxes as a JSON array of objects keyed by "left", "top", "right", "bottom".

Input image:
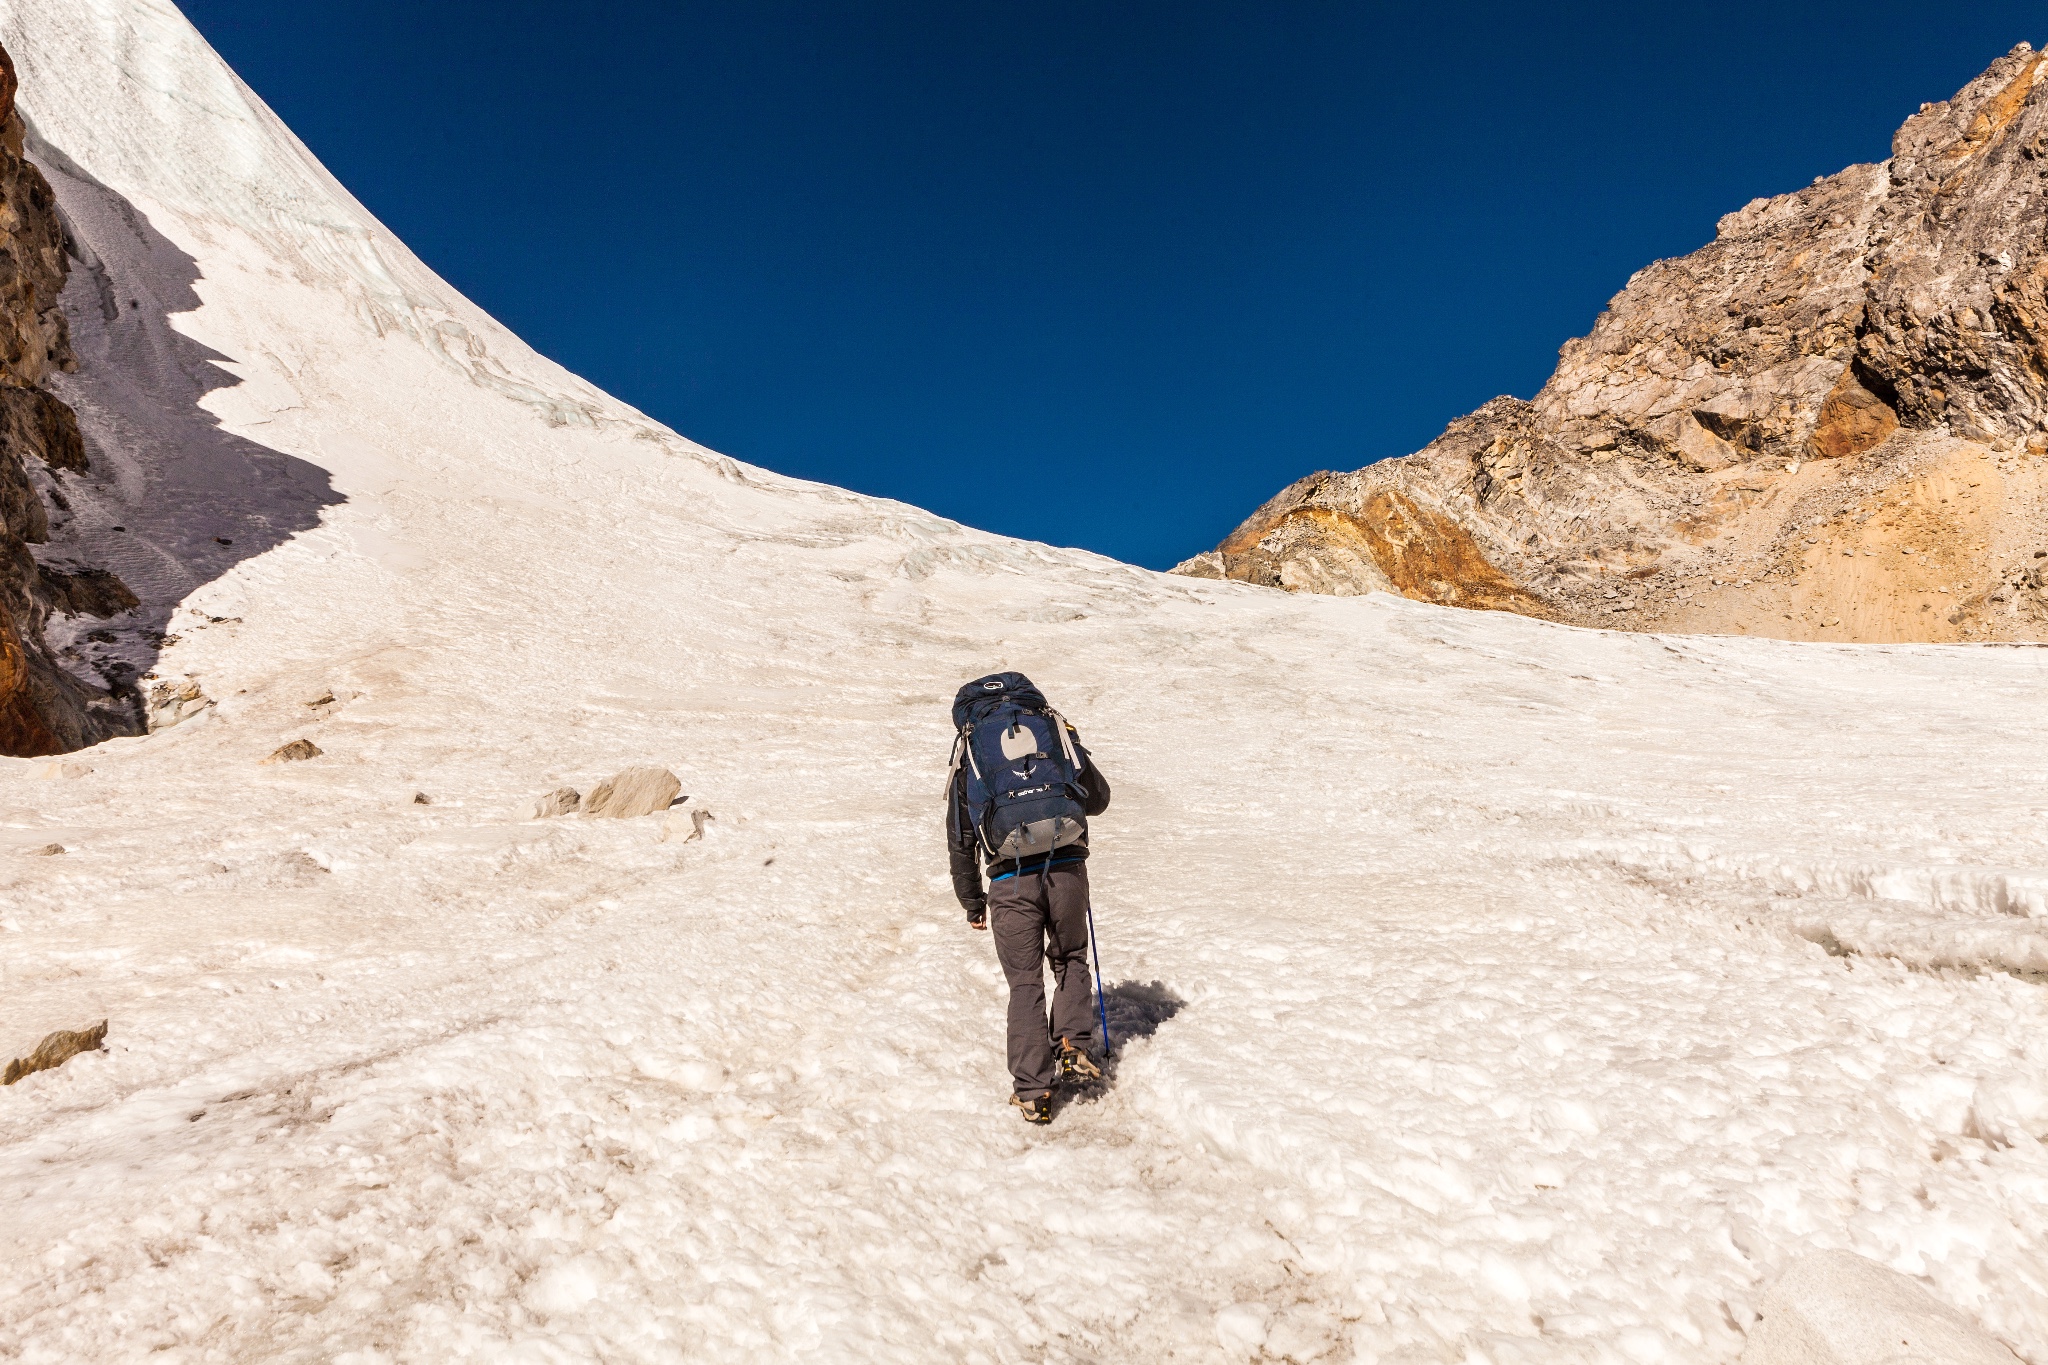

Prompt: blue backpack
[{"left": 949, "top": 672, "right": 1088, "bottom": 862}]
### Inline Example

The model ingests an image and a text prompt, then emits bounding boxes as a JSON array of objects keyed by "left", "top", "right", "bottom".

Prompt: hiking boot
[
  {"left": 1056, "top": 1038, "right": 1104, "bottom": 1085},
  {"left": 1010, "top": 1092, "right": 1052, "bottom": 1124}
]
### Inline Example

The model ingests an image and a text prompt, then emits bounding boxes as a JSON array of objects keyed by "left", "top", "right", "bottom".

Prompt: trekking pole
[{"left": 1086, "top": 902, "right": 1112, "bottom": 1054}]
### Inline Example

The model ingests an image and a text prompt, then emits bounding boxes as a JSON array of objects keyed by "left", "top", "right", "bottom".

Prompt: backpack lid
[{"left": 951, "top": 671, "right": 1048, "bottom": 730}]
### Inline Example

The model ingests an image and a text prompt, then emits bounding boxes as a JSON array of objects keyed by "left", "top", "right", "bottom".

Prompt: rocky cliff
[
  {"left": 0, "top": 41, "right": 138, "bottom": 753},
  {"left": 1178, "top": 44, "right": 2048, "bottom": 645}
]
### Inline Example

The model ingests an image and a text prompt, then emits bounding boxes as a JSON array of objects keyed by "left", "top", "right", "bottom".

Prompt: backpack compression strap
[{"left": 1045, "top": 709, "right": 1085, "bottom": 774}]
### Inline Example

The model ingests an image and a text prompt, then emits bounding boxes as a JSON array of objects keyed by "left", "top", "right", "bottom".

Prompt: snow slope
[{"left": 5, "top": 4, "right": 2048, "bottom": 1362}]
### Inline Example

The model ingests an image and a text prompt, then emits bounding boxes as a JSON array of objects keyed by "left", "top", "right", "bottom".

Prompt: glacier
[{"left": 2, "top": 2, "right": 2047, "bottom": 1361}]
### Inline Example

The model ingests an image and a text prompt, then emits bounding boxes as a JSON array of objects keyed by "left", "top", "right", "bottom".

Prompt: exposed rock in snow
[
  {"left": 265, "top": 849, "right": 327, "bottom": 885},
  {"left": 142, "top": 676, "right": 206, "bottom": 730},
  {"left": 2, "top": 1018, "right": 105, "bottom": 1085},
  {"left": 582, "top": 766, "right": 682, "bottom": 819},
  {"left": 530, "top": 785, "right": 581, "bottom": 818},
  {"left": 261, "top": 738, "right": 320, "bottom": 764},
  {"left": 35, "top": 563, "right": 136, "bottom": 617},
  {"left": 1741, "top": 1251, "right": 2021, "bottom": 1364},
  {"left": 1183, "top": 43, "right": 2048, "bottom": 646},
  {"left": 658, "top": 806, "right": 714, "bottom": 843}
]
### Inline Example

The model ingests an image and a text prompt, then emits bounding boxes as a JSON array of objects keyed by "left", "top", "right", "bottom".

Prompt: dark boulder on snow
[{"left": 37, "top": 564, "right": 139, "bottom": 617}]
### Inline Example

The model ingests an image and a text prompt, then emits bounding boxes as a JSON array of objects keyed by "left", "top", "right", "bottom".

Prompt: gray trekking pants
[{"left": 989, "top": 863, "right": 1096, "bottom": 1099}]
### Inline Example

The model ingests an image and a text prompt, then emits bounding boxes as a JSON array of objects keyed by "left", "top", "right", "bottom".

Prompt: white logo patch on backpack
[{"left": 998, "top": 721, "right": 1040, "bottom": 761}]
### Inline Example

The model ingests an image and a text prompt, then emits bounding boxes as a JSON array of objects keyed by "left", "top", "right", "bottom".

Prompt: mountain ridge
[{"left": 1177, "top": 43, "right": 2048, "bottom": 645}]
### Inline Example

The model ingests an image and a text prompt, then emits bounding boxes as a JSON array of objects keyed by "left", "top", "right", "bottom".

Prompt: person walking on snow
[{"left": 945, "top": 672, "right": 1112, "bottom": 1124}]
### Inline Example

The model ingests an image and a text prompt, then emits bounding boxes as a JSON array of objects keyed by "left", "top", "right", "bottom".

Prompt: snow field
[
  {"left": 9, "top": 571, "right": 2048, "bottom": 1362},
  {"left": 2, "top": 0, "right": 2048, "bottom": 1360}
]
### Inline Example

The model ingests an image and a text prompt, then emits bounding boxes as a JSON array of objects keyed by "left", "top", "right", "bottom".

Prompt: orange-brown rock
[
  {"left": 1179, "top": 44, "right": 2048, "bottom": 645},
  {"left": 1209, "top": 479, "right": 1552, "bottom": 615},
  {"left": 1809, "top": 368, "right": 1899, "bottom": 460},
  {"left": 0, "top": 598, "right": 60, "bottom": 754}
]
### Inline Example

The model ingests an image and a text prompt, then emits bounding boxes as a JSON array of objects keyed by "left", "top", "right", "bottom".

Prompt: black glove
[{"left": 964, "top": 899, "right": 987, "bottom": 930}]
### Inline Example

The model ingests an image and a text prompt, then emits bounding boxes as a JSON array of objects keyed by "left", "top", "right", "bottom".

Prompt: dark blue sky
[{"left": 180, "top": 2, "right": 2043, "bottom": 569}]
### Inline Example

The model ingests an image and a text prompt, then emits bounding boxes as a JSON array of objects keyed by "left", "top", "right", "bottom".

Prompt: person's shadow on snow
[
  {"left": 1102, "top": 980, "right": 1184, "bottom": 1054},
  {"left": 1054, "top": 981, "right": 1185, "bottom": 1114}
]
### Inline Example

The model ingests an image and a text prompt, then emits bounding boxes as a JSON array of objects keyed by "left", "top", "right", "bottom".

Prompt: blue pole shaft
[{"left": 1086, "top": 902, "right": 1111, "bottom": 1054}]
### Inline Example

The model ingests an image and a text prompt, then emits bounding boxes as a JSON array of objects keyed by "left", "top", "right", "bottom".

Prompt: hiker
[{"left": 945, "top": 671, "right": 1113, "bottom": 1124}]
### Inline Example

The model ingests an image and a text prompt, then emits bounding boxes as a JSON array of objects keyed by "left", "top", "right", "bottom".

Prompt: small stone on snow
[{"left": 531, "top": 787, "right": 581, "bottom": 819}]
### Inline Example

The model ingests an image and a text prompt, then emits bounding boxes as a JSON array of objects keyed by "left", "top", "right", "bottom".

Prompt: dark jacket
[{"left": 946, "top": 719, "right": 1110, "bottom": 912}]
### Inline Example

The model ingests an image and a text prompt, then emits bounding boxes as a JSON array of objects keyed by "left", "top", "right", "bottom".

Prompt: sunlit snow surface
[{"left": 4, "top": 4, "right": 2048, "bottom": 1363}]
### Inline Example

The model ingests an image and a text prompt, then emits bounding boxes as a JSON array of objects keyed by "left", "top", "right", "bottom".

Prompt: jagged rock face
[
  {"left": 0, "top": 40, "right": 137, "bottom": 754},
  {"left": 1180, "top": 44, "right": 2048, "bottom": 645}
]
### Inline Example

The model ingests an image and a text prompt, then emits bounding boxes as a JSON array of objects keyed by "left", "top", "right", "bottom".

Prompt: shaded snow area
[{"left": 4, "top": 5, "right": 2048, "bottom": 1364}]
